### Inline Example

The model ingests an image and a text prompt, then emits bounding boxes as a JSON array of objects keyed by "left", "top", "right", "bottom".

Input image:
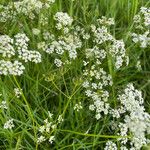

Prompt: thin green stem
[
  {"left": 52, "top": 80, "right": 69, "bottom": 98},
  {"left": 58, "top": 129, "right": 132, "bottom": 139},
  {"left": 13, "top": 76, "right": 38, "bottom": 145}
]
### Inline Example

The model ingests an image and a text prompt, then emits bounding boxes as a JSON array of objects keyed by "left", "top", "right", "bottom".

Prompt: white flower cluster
[
  {"left": 131, "top": 31, "right": 150, "bottom": 48},
  {"left": 136, "top": 60, "right": 142, "bottom": 71},
  {"left": 73, "top": 102, "right": 83, "bottom": 111},
  {"left": 133, "top": 7, "right": 150, "bottom": 28},
  {"left": 36, "top": 13, "right": 82, "bottom": 67},
  {"left": 32, "top": 28, "right": 41, "bottom": 35},
  {"left": 39, "top": 14, "right": 49, "bottom": 26},
  {"left": 97, "top": 16, "right": 115, "bottom": 26},
  {"left": 91, "top": 25, "right": 114, "bottom": 44},
  {"left": 116, "top": 83, "right": 150, "bottom": 149},
  {"left": 54, "top": 58, "right": 63, "bottom": 67},
  {"left": 82, "top": 17, "right": 129, "bottom": 120},
  {"left": 0, "top": 101, "right": 8, "bottom": 109},
  {"left": 132, "top": 7, "right": 150, "bottom": 48},
  {"left": 0, "top": 60, "right": 25, "bottom": 76},
  {"left": 81, "top": 16, "right": 150, "bottom": 149},
  {"left": 107, "top": 84, "right": 150, "bottom": 149},
  {"left": 54, "top": 12, "right": 73, "bottom": 30},
  {"left": 15, "top": 33, "right": 41, "bottom": 63},
  {"left": 90, "top": 18, "right": 128, "bottom": 69},
  {"left": 37, "top": 112, "right": 63, "bottom": 144},
  {"left": 0, "top": 33, "right": 41, "bottom": 76},
  {"left": 0, "top": 0, "right": 55, "bottom": 22},
  {"left": 14, "top": 0, "right": 43, "bottom": 19},
  {"left": 39, "top": 35, "right": 81, "bottom": 60},
  {"left": 109, "top": 39, "right": 128, "bottom": 69},
  {"left": 74, "top": 26, "right": 90, "bottom": 40},
  {"left": 0, "top": 35, "right": 15, "bottom": 58},
  {"left": 4, "top": 119, "right": 15, "bottom": 129},
  {"left": 85, "top": 46, "right": 106, "bottom": 60},
  {"left": 38, "top": 28, "right": 82, "bottom": 67},
  {"left": 83, "top": 65, "right": 112, "bottom": 120},
  {"left": 47, "top": 0, "right": 55, "bottom": 4},
  {"left": 57, "top": 114, "right": 64, "bottom": 124},
  {"left": 0, "top": 4, "right": 15, "bottom": 22},
  {"left": 104, "top": 141, "right": 117, "bottom": 150},
  {"left": 38, "top": 117, "right": 56, "bottom": 144},
  {"left": 37, "top": 135, "right": 46, "bottom": 143},
  {"left": 14, "top": 88, "right": 22, "bottom": 98}
]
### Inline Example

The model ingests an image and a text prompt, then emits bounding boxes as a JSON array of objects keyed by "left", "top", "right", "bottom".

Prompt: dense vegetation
[{"left": 0, "top": 0, "right": 150, "bottom": 149}]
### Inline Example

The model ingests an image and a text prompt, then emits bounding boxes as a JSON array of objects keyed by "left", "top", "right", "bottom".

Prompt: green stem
[
  {"left": 107, "top": 54, "right": 116, "bottom": 107},
  {"left": 52, "top": 80, "right": 69, "bottom": 99},
  {"left": 13, "top": 76, "right": 33, "bottom": 120},
  {"left": 58, "top": 129, "right": 132, "bottom": 139},
  {"left": 62, "top": 84, "right": 82, "bottom": 117},
  {"left": 13, "top": 76, "right": 37, "bottom": 144}
]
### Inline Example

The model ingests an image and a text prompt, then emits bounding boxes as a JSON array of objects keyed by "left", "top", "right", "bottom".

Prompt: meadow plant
[{"left": 0, "top": 1, "right": 149, "bottom": 149}]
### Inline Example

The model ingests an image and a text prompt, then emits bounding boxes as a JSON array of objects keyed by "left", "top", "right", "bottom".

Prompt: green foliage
[{"left": 0, "top": 0, "right": 149, "bottom": 149}]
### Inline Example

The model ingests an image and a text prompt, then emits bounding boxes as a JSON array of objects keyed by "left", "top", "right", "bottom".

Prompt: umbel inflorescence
[
  {"left": 37, "top": 11, "right": 82, "bottom": 67},
  {"left": 81, "top": 14, "right": 150, "bottom": 149},
  {"left": 0, "top": 1, "right": 150, "bottom": 149},
  {"left": 0, "top": 33, "right": 41, "bottom": 75},
  {"left": 0, "top": 0, "right": 55, "bottom": 22},
  {"left": 131, "top": 7, "right": 150, "bottom": 48}
]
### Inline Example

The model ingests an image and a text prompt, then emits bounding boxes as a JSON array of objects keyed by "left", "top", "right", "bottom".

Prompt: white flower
[
  {"left": 49, "top": 136, "right": 55, "bottom": 144},
  {"left": 85, "top": 90, "right": 92, "bottom": 97},
  {"left": 0, "top": 60, "right": 25, "bottom": 76},
  {"left": 109, "top": 39, "right": 127, "bottom": 69},
  {"left": 54, "top": 59, "right": 62, "bottom": 67},
  {"left": 37, "top": 42, "right": 46, "bottom": 50},
  {"left": 104, "top": 141, "right": 117, "bottom": 150},
  {"left": 95, "top": 113, "right": 101, "bottom": 120},
  {"left": 74, "top": 102, "right": 83, "bottom": 111},
  {"left": 14, "top": 88, "right": 22, "bottom": 98},
  {"left": 51, "top": 124, "right": 57, "bottom": 129},
  {"left": 37, "top": 135, "right": 46, "bottom": 143},
  {"left": 132, "top": 7, "right": 150, "bottom": 49},
  {"left": 15, "top": 33, "right": 42, "bottom": 63},
  {"left": 83, "top": 33, "right": 90, "bottom": 40},
  {"left": 0, "top": 101, "right": 8, "bottom": 109},
  {"left": 57, "top": 115, "right": 63, "bottom": 123},
  {"left": 97, "top": 16, "right": 115, "bottom": 26},
  {"left": 131, "top": 31, "right": 150, "bottom": 48},
  {"left": 116, "top": 83, "right": 150, "bottom": 149},
  {"left": 0, "top": 35, "right": 15, "bottom": 58},
  {"left": 45, "top": 122, "right": 51, "bottom": 133},
  {"left": 120, "top": 146, "right": 128, "bottom": 150},
  {"left": 39, "top": 125, "right": 45, "bottom": 133},
  {"left": 15, "top": 33, "right": 29, "bottom": 50},
  {"left": 82, "top": 81, "right": 90, "bottom": 88},
  {"left": 56, "top": 23, "right": 62, "bottom": 30},
  {"left": 133, "top": 15, "right": 141, "bottom": 23},
  {"left": 136, "top": 60, "right": 142, "bottom": 71},
  {"left": 4, "top": 119, "right": 14, "bottom": 129},
  {"left": 48, "top": 111, "right": 53, "bottom": 119},
  {"left": 43, "top": 32, "right": 54, "bottom": 40},
  {"left": 32, "top": 28, "right": 41, "bottom": 35},
  {"left": 10, "top": 61, "right": 25, "bottom": 75},
  {"left": 92, "top": 26, "right": 114, "bottom": 44},
  {"left": 29, "top": 51, "right": 42, "bottom": 63},
  {"left": 54, "top": 12, "right": 73, "bottom": 28},
  {"left": 140, "top": 7, "right": 150, "bottom": 26},
  {"left": 89, "top": 104, "right": 95, "bottom": 111},
  {"left": 64, "top": 27, "right": 69, "bottom": 34},
  {"left": 109, "top": 109, "right": 120, "bottom": 118},
  {"left": 0, "top": 0, "right": 47, "bottom": 22}
]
